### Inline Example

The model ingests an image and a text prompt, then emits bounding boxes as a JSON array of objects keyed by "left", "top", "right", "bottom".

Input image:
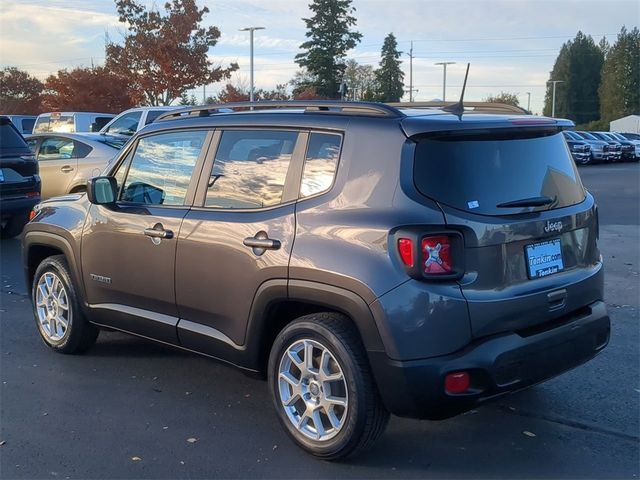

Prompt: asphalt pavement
[{"left": 1, "top": 163, "right": 638, "bottom": 479}]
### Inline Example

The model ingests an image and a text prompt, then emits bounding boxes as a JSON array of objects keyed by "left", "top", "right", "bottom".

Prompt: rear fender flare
[{"left": 242, "top": 279, "right": 385, "bottom": 370}]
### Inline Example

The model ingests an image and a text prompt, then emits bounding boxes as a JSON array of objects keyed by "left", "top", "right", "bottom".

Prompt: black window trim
[{"left": 113, "top": 127, "right": 214, "bottom": 209}]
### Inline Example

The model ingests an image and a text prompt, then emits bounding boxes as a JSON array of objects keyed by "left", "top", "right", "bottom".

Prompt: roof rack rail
[
  {"left": 387, "top": 101, "right": 530, "bottom": 115},
  {"left": 156, "top": 101, "right": 404, "bottom": 122}
]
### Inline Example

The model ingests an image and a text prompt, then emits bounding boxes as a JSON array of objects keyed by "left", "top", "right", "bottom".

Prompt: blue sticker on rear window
[{"left": 467, "top": 200, "right": 479, "bottom": 209}]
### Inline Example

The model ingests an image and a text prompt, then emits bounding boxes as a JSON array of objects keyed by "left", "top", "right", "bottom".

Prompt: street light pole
[
  {"left": 435, "top": 61, "right": 456, "bottom": 102},
  {"left": 239, "top": 27, "right": 265, "bottom": 104},
  {"left": 547, "top": 80, "right": 564, "bottom": 117},
  {"left": 526, "top": 92, "right": 531, "bottom": 112},
  {"left": 403, "top": 41, "right": 418, "bottom": 102}
]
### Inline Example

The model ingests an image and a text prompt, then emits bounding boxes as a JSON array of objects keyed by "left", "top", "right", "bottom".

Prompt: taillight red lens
[
  {"left": 397, "top": 238, "right": 414, "bottom": 267},
  {"left": 421, "top": 235, "right": 452, "bottom": 274},
  {"left": 445, "top": 371, "right": 470, "bottom": 394},
  {"left": 28, "top": 210, "right": 37, "bottom": 221}
]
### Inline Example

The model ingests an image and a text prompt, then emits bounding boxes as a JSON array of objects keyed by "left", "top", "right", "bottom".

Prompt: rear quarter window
[{"left": 414, "top": 131, "right": 586, "bottom": 216}]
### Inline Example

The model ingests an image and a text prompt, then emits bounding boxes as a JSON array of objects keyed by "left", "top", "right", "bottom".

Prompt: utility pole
[
  {"left": 526, "top": 92, "right": 531, "bottom": 112},
  {"left": 239, "top": 27, "right": 265, "bottom": 105},
  {"left": 547, "top": 80, "right": 564, "bottom": 117},
  {"left": 435, "top": 61, "right": 456, "bottom": 102},
  {"left": 203, "top": 84, "right": 206, "bottom": 104},
  {"left": 404, "top": 41, "right": 417, "bottom": 102}
]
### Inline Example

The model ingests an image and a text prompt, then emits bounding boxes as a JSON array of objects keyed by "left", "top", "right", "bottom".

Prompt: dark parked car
[
  {"left": 0, "top": 116, "right": 40, "bottom": 238},
  {"left": 566, "top": 131, "right": 611, "bottom": 163},
  {"left": 592, "top": 132, "right": 635, "bottom": 162},
  {"left": 588, "top": 132, "right": 624, "bottom": 161},
  {"left": 23, "top": 101, "right": 609, "bottom": 459},
  {"left": 562, "top": 131, "right": 592, "bottom": 164},
  {"left": 607, "top": 132, "right": 639, "bottom": 161},
  {"left": 618, "top": 132, "right": 640, "bottom": 142},
  {"left": 576, "top": 132, "right": 622, "bottom": 162}
]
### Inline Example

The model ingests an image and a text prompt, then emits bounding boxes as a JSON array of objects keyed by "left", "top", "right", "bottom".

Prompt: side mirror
[{"left": 87, "top": 176, "right": 117, "bottom": 205}]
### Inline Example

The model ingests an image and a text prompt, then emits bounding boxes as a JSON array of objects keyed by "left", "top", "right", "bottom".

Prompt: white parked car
[
  {"left": 99, "top": 106, "right": 183, "bottom": 136},
  {"left": 33, "top": 112, "right": 115, "bottom": 134}
]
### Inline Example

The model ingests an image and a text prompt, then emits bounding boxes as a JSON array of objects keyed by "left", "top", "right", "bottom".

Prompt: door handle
[
  {"left": 144, "top": 225, "right": 174, "bottom": 239},
  {"left": 60, "top": 165, "right": 74, "bottom": 173},
  {"left": 243, "top": 231, "right": 281, "bottom": 255}
]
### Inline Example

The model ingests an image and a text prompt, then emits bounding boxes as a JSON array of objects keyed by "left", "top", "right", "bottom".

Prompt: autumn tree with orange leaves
[
  {"left": 105, "top": 0, "right": 237, "bottom": 106},
  {"left": 42, "top": 66, "right": 141, "bottom": 113},
  {"left": 0, "top": 68, "right": 44, "bottom": 114}
]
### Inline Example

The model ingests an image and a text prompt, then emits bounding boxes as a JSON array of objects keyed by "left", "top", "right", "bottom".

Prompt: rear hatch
[
  {"left": 413, "top": 126, "right": 602, "bottom": 338},
  {"left": 0, "top": 118, "right": 39, "bottom": 198}
]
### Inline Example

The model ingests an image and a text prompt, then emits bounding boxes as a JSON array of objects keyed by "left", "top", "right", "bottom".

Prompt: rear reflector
[
  {"left": 445, "top": 372, "right": 470, "bottom": 394},
  {"left": 421, "top": 235, "right": 452, "bottom": 274},
  {"left": 397, "top": 238, "right": 414, "bottom": 267}
]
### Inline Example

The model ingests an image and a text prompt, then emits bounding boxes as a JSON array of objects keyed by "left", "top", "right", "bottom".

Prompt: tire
[
  {"left": 268, "top": 312, "right": 389, "bottom": 460},
  {"left": 1, "top": 213, "right": 28, "bottom": 239},
  {"left": 32, "top": 255, "right": 99, "bottom": 354}
]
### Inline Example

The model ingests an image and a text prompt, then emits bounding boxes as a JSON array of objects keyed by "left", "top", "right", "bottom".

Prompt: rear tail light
[
  {"left": 397, "top": 238, "right": 414, "bottom": 267},
  {"left": 25, "top": 191, "right": 39, "bottom": 198},
  {"left": 393, "top": 228, "right": 463, "bottom": 280},
  {"left": 28, "top": 209, "right": 37, "bottom": 221},
  {"left": 421, "top": 235, "right": 453, "bottom": 274}
]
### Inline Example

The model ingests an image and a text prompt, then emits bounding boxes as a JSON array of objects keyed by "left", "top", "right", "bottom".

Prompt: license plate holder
[{"left": 525, "top": 239, "right": 564, "bottom": 279}]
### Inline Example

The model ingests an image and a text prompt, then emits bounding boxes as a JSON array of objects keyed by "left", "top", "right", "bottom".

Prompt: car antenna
[{"left": 443, "top": 62, "right": 470, "bottom": 119}]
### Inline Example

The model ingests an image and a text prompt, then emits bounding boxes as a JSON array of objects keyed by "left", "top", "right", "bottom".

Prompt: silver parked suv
[{"left": 23, "top": 101, "right": 609, "bottom": 459}]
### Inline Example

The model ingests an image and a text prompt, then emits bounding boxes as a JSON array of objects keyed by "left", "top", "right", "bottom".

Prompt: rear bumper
[
  {"left": 369, "top": 300, "right": 609, "bottom": 420},
  {"left": 0, "top": 195, "right": 40, "bottom": 218}
]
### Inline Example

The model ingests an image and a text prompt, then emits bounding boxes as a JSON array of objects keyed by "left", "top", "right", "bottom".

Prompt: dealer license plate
[{"left": 525, "top": 239, "right": 564, "bottom": 279}]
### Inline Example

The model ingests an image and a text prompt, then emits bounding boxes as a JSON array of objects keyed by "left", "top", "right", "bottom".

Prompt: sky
[{"left": 0, "top": 0, "right": 638, "bottom": 114}]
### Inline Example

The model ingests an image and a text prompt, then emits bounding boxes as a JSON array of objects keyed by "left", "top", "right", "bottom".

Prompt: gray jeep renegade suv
[{"left": 23, "top": 101, "right": 610, "bottom": 459}]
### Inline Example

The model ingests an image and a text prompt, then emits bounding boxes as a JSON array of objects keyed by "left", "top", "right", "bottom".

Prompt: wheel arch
[
  {"left": 244, "top": 279, "right": 386, "bottom": 374},
  {"left": 24, "top": 232, "right": 85, "bottom": 303}
]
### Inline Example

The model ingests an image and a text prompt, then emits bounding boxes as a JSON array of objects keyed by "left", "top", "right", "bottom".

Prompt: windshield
[
  {"left": 414, "top": 131, "right": 586, "bottom": 216},
  {"left": 579, "top": 131, "right": 598, "bottom": 141}
]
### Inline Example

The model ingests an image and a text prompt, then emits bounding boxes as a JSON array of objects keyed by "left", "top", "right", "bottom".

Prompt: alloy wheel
[
  {"left": 277, "top": 338, "right": 349, "bottom": 441},
  {"left": 35, "top": 272, "right": 70, "bottom": 342}
]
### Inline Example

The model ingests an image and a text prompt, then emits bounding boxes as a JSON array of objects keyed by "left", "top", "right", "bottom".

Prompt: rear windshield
[
  {"left": 0, "top": 121, "right": 29, "bottom": 150},
  {"left": 33, "top": 115, "right": 75, "bottom": 133},
  {"left": 414, "top": 131, "right": 586, "bottom": 216}
]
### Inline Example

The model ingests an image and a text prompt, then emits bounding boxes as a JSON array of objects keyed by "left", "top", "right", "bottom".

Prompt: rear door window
[
  {"left": 38, "top": 137, "right": 75, "bottom": 159},
  {"left": 205, "top": 130, "right": 298, "bottom": 209},
  {"left": 414, "top": 131, "right": 586, "bottom": 215}
]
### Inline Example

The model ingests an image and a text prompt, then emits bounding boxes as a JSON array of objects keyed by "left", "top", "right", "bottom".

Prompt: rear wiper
[{"left": 496, "top": 196, "right": 556, "bottom": 208}]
